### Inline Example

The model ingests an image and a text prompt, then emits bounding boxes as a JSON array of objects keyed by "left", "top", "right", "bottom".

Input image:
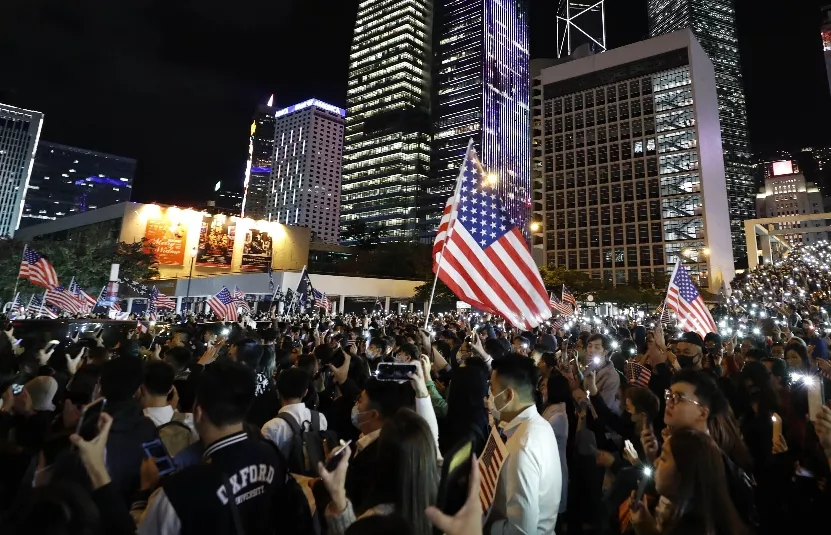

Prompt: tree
[
  {"left": 0, "top": 232, "right": 159, "bottom": 301},
  {"left": 538, "top": 265, "right": 600, "bottom": 294},
  {"left": 413, "top": 278, "right": 457, "bottom": 307}
]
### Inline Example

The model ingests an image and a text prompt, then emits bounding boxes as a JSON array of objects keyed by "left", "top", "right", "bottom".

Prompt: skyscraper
[
  {"left": 556, "top": 0, "right": 607, "bottom": 58},
  {"left": 533, "top": 30, "right": 735, "bottom": 292},
  {"left": 430, "top": 0, "right": 531, "bottom": 241},
  {"left": 342, "top": 0, "right": 433, "bottom": 243},
  {"left": 0, "top": 103, "right": 43, "bottom": 237},
  {"left": 268, "top": 99, "right": 345, "bottom": 244},
  {"left": 822, "top": 6, "right": 831, "bottom": 98},
  {"left": 21, "top": 141, "right": 135, "bottom": 228},
  {"left": 647, "top": 0, "right": 754, "bottom": 258},
  {"left": 242, "top": 95, "right": 276, "bottom": 220}
]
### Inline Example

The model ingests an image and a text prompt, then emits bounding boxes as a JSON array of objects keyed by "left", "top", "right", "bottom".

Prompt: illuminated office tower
[
  {"left": 429, "top": 0, "right": 531, "bottom": 241},
  {"left": 557, "top": 0, "right": 606, "bottom": 58},
  {"left": 0, "top": 103, "right": 43, "bottom": 236},
  {"left": 268, "top": 99, "right": 345, "bottom": 244},
  {"left": 342, "top": 0, "right": 433, "bottom": 243},
  {"left": 242, "top": 95, "right": 276, "bottom": 220},
  {"left": 822, "top": 6, "right": 831, "bottom": 98},
  {"left": 647, "top": 0, "right": 754, "bottom": 258}
]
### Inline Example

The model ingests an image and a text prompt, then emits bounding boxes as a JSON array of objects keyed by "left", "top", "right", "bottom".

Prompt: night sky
[{"left": 0, "top": 0, "right": 828, "bottom": 205}]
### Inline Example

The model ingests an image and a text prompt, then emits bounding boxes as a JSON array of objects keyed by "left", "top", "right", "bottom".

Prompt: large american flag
[
  {"left": 478, "top": 425, "right": 508, "bottom": 514},
  {"left": 431, "top": 143, "right": 551, "bottom": 329},
  {"left": 233, "top": 286, "right": 251, "bottom": 315},
  {"left": 549, "top": 293, "right": 573, "bottom": 315},
  {"left": 207, "top": 287, "right": 238, "bottom": 321},
  {"left": 151, "top": 286, "right": 176, "bottom": 310},
  {"left": 313, "top": 288, "right": 330, "bottom": 312},
  {"left": 70, "top": 278, "right": 97, "bottom": 313},
  {"left": 18, "top": 245, "right": 59, "bottom": 290},
  {"left": 665, "top": 263, "right": 716, "bottom": 338},
  {"left": 45, "top": 286, "right": 80, "bottom": 314}
]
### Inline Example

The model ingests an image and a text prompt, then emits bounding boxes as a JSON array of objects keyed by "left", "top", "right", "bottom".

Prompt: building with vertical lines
[
  {"left": 0, "top": 103, "right": 43, "bottom": 237},
  {"left": 532, "top": 31, "right": 735, "bottom": 292},
  {"left": 429, "top": 0, "right": 531, "bottom": 242},
  {"left": 242, "top": 96, "right": 276, "bottom": 221},
  {"left": 647, "top": 0, "right": 754, "bottom": 259},
  {"left": 341, "top": 0, "right": 433, "bottom": 243}
]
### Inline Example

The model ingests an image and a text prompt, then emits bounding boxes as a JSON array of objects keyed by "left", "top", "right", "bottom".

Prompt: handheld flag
[
  {"left": 70, "top": 278, "right": 97, "bottom": 313},
  {"left": 45, "top": 286, "right": 80, "bottom": 314},
  {"left": 664, "top": 263, "right": 716, "bottom": 338},
  {"left": 207, "top": 287, "right": 238, "bottom": 321},
  {"left": 151, "top": 287, "right": 176, "bottom": 310},
  {"left": 295, "top": 267, "right": 313, "bottom": 312},
  {"left": 233, "top": 286, "right": 251, "bottom": 315},
  {"left": 549, "top": 293, "right": 573, "bottom": 316},
  {"left": 562, "top": 285, "right": 578, "bottom": 313},
  {"left": 19, "top": 245, "right": 59, "bottom": 290}
]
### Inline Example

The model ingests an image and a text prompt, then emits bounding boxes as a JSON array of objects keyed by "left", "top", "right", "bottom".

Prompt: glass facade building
[
  {"left": 0, "top": 103, "right": 43, "bottom": 237},
  {"left": 21, "top": 141, "right": 135, "bottom": 229},
  {"left": 341, "top": 0, "right": 433, "bottom": 243},
  {"left": 242, "top": 98, "right": 276, "bottom": 221},
  {"left": 429, "top": 0, "right": 531, "bottom": 241},
  {"left": 533, "top": 31, "right": 735, "bottom": 292},
  {"left": 647, "top": 0, "right": 754, "bottom": 258}
]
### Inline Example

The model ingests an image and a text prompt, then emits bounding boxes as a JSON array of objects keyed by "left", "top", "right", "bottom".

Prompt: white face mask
[{"left": 487, "top": 388, "right": 509, "bottom": 422}]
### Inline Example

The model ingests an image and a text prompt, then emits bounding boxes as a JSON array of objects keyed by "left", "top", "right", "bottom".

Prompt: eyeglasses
[{"left": 664, "top": 389, "right": 704, "bottom": 409}]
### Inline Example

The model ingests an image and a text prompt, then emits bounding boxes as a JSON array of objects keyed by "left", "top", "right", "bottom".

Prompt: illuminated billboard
[
  {"left": 144, "top": 207, "right": 188, "bottom": 265},
  {"left": 196, "top": 215, "right": 236, "bottom": 268},
  {"left": 772, "top": 160, "right": 795, "bottom": 176},
  {"left": 241, "top": 228, "right": 273, "bottom": 272}
]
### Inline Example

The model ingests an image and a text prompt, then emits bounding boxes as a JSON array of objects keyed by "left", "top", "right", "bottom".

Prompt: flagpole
[
  {"left": 11, "top": 244, "right": 26, "bottom": 305},
  {"left": 425, "top": 140, "right": 472, "bottom": 330}
]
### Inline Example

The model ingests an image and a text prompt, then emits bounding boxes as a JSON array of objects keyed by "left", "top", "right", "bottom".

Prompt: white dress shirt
[
  {"left": 261, "top": 402, "right": 328, "bottom": 459},
  {"left": 487, "top": 405, "right": 562, "bottom": 535}
]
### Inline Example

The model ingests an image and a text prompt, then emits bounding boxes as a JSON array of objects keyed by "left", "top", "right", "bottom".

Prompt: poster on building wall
[
  {"left": 196, "top": 215, "right": 235, "bottom": 268},
  {"left": 144, "top": 210, "right": 188, "bottom": 265},
  {"left": 241, "top": 229, "right": 273, "bottom": 272}
]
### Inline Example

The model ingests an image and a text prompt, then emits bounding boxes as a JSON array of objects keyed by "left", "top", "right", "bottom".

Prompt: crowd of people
[{"left": 0, "top": 291, "right": 831, "bottom": 534}]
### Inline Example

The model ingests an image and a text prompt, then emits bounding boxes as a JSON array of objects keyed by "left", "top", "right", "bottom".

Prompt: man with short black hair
[
  {"left": 586, "top": 333, "right": 621, "bottom": 413},
  {"left": 136, "top": 360, "right": 287, "bottom": 534},
  {"left": 141, "top": 361, "right": 176, "bottom": 427},
  {"left": 261, "top": 368, "right": 328, "bottom": 459},
  {"left": 487, "top": 355, "right": 561, "bottom": 533}
]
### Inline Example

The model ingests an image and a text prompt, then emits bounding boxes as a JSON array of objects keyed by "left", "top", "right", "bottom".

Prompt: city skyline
[{"left": 0, "top": 1, "right": 828, "bottom": 207}]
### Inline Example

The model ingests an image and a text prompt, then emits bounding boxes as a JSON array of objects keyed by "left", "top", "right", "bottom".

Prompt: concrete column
[
  {"left": 339, "top": 295, "right": 346, "bottom": 314},
  {"left": 175, "top": 296, "right": 183, "bottom": 314},
  {"left": 744, "top": 220, "right": 759, "bottom": 270},
  {"left": 126, "top": 298, "right": 134, "bottom": 313},
  {"left": 760, "top": 234, "right": 773, "bottom": 267},
  {"left": 384, "top": 296, "right": 390, "bottom": 312}
]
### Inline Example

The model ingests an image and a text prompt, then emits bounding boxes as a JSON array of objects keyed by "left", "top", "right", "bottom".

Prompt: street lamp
[
  {"left": 185, "top": 246, "right": 198, "bottom": 311},
  {"left": 530, "top": 221, "right": 541, "bottom": 232},
  {"left": 486, "top": 172, "right": 499, "bottom": 186}
]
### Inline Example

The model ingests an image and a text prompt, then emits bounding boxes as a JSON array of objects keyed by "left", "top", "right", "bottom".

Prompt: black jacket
[{"left": 105, "top": 399, "right": 158, "bottom": 504}]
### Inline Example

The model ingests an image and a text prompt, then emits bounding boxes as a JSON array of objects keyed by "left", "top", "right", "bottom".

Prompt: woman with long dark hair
[
  {"left": 321, "top": 408, "right": 439, "bottom": 535},
  {"left": 631, "top": 429, "right": 749, "bottom": 535},
  {"left": 540, "top": 369, "right": 571, "bottom": 515}
]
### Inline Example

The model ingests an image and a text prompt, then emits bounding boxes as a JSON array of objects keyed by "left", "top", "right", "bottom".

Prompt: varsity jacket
[{"left": 135, "top": 431, "right": 286, "bottom": 535}]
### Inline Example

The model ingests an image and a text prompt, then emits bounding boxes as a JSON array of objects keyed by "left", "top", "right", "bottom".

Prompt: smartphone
[
  {"left": 12, "top": 384, "right": 23, "bottom": 396},
  {"left": 771, "top": 412, "right": 782, "bottom": 443},
  {"left": 76, "top": 398, "right": 106, "bottom": 441},
  {"left": 46, "top": 340, "right": 60, "bottom": 351},
  {"left": 806, "top": 376, "right": 825, "bottom": 422},
  {"left": 635, "top": 466, "right": 652, "bottom": 502},
  {"left": 142, "top": 438, "right": 176, "bottom": 476},
  {"left": 376, "top": 362, "right": 418, "bottom": 382},
  {"left": 435, "top": 437, "right": 474, "bottom": 520},
  {"left": 325, "top": 440, "right": 353, "bottom": 472}
]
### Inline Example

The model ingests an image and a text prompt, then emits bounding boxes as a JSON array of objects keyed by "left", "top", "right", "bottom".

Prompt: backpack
[
  {"left": 277, "top": 411, "right": 336, "bottom": 477},
  {"left": 259, "top": 437, "right": 318, "bottom": 535},
  {"left": 158, "top": 411, "right": 196, "bottom": 457}
]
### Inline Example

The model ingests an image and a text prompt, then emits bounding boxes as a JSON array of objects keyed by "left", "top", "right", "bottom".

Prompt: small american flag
[
  {"left": 549, "top": 293, "right": 573, "bottom": 316},
  {"left": 431, "top": 142, "right": 551, "bottom": 329},
  {"left": 207, "top": 287, "right": 238, "bottom": 321},
  {"left": 19, "top": 245, "right": 59, "bottom": 290},
  {"left": 137, "top": 321, "right": 149, "bottom": 334},
  {"left": 550, "top": 316, "right": 568, "bottom": 331},
  {"left": 665, "top": 264, "right": 716, "bottom": 338},
  {"left": 233, "top": 286, "right": 251, "bottom": 315},
  {"left": 313, "top": 288, "right": 330, "bottom": 312},
  {"left": 151, "top": 287, "right": 176, "bottom": 310},
  {"left": 70, "top": 278, "right": 97, "bottom": 313},
  {"left": 30, "top": 293, "right": 58, "bottom": 319},
  {"left": 147, "top": 292, "right": 157, "bottom": 321},
  {"left": 562, "top": 285, "right": 578, "bottom": 313},
  {"left": 10, "top": 293, "right": 25, "bottom": 317},
  {"left": 45, "top": 286, "right": 81, "bottom": 314},
  {"left": 655, "top": 302, "right": 672, "bottom": 323},
  {"left": 478, "top": 425, "right": 508, "bottom": 514},
  {"left": 625, "top": 361, "right": 653, "bottom": 388}
]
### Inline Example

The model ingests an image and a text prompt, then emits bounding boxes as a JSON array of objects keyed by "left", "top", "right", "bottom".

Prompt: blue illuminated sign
[
  {"left": 250, "top": 166, "right": 271, "bottom": 174},
  {"left": 274, "top": 99, "right": 346, "bottom": 118},
  {"left": 74, "top": 176, "right": 127, "bottom": 187}
]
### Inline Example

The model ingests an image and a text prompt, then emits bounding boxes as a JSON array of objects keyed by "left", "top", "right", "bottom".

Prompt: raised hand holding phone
[{"left": 69, "top": 412, "right": 114, "bottom": 490}]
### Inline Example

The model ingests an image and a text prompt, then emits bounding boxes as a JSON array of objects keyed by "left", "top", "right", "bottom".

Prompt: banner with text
[{"left": 144, "top": 209, "right": 188, "bottom": 265}]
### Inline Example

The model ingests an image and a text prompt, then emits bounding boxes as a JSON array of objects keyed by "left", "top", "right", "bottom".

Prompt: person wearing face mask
[
  {"left": 486, "top": 355, "right": 562, "bottom": 534},
  {"left": 672, "top": 332, "right": 707, "bottom": 372},
  {"left": 586, "top": 334, "right": 622, "bottom": 415},
  {"left": 365, "top": 337, "right": 388, "bottom": 372}
]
